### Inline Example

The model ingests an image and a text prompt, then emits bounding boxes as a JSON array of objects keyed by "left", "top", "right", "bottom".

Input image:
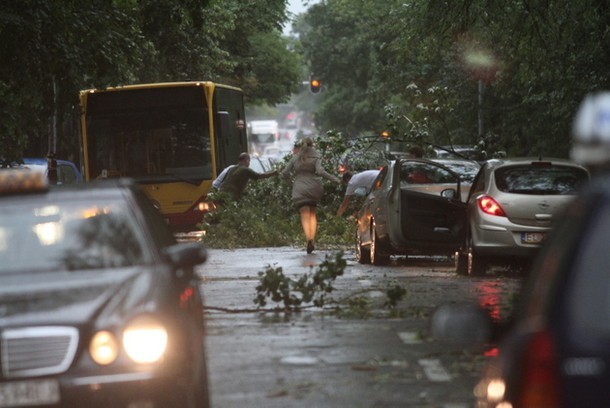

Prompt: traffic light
[{"left": 309, "top": 77, "right": 322, "bottom": 94}]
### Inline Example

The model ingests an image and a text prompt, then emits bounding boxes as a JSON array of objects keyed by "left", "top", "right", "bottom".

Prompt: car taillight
[
  {"left": 517, "top": 329, "right": 562, "bottom": 407},
  {"left": 477, "top": 195, "right": 507, "bottom": 217}
]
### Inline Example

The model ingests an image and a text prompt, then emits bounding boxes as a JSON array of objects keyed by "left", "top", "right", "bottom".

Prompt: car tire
[
  {"left": 186, "top": 339, "right": 210, "bottom": 408},
  {"left": 355, "top": 230, "right": 370, "bottom": 264},
  {"left": 370, "top": 221, "right": 390, "bottom": 266},
  {"left": 467, "top": 236, "right": 487, "bottom": 276},
  {"left": 455, "top": 250, "right": 468, "bottom": 275}
]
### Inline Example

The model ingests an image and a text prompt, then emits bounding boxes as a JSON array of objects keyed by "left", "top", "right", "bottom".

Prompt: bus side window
[{"left": 216, "top": 111, "right": 231, "bottom": 167}]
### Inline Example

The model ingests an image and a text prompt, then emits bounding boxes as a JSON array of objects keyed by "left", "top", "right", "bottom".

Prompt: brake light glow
[
  {"left": 517, "top": 329, "right": 561, "bottom": 407},
  {"left": 478, "top": 195, "right": 507, "bottom": 216}
]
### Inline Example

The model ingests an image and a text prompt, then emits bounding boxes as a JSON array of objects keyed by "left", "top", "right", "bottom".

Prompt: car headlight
[
  {"left": 90, "top": 330, "right": 119, "bottom": 365},
  {"left": 123, "top": 317, "right": 168, "bottom": 364}
]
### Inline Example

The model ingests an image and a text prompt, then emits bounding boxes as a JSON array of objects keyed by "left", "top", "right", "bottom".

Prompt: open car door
[{"left": 395, "top": 159, "right": 467, "bottom": 249}]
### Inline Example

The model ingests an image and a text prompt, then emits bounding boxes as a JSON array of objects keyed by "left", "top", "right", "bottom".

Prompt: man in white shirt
[
  {"left": 212, "top": 164, "right": 236, "bottom": 190},
  {"left": 336, "top": 169, "right": 380, "bottom": 216}
]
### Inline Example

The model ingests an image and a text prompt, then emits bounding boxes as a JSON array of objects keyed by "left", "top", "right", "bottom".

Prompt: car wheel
[
  {"left": 467, "top": 236, "right": 487, "bottom": 276},
  {"left": 370, "top": 221, "right": 390, "bottom": 266},
  {"left": 355, "top": 230, "right": 370, "bottom": 264},
  {"left": 455, "top": 250, "right": 468, "bottom": 275}
]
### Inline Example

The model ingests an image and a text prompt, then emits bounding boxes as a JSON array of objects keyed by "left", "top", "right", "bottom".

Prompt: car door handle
[{"left": 535, "top": 214, "right": 553, "bottom": 220}]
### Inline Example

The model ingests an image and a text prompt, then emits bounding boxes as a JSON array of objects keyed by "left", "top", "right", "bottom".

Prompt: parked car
[
  {"left": 0, "top": 157, "right": 83, "bottom": 184},
  {"left": 355, "top": 158, "right": 467, "bottom": 265},
  {"left": 430, "top": 158, "right": 481, "bottom": 202},
  {"left": 455, "top": 158, "right": 589, "bottom": 275},
  {"left": 0, "top": 171, "right": 209, "bottom": 408},
  {"left": 431, "top": 172, "right": 610, "bottom": 407},
  {"left": 433, "top": 144, "right": 487, "bottom": 162},
  {"left": 249, "top": 155, "right": 276, "bottom": 173}
]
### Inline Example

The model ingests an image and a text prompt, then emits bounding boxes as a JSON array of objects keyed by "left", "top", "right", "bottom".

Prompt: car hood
[{"left": 0, "top": 266, "right": 167, "bottom": 328}]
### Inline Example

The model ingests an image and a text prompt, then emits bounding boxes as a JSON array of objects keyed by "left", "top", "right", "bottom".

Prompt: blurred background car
[
  {"left": 0, "top": 171, "right": 209, "bottom": 408},
  {"left": 430, "top": 158, "right": 481, "bottom": 202},
  {"left": 455, "top": 158, "right": 589, "bottom": 276},
  {"left": 0, "top": 157, "right": 83, "bottom": 184},
  {"left": 249, "top": 155, "right": 276, "bottom": 173},
  {"left": 432, "top": 172, "right": 610, "bottom": 408},
  {"left": 22, "top": 157, "right": 83, "bottom": 184},
  {"left": 433, "top": 145, "right": 487, "bottom": 162},
  {"left": 355, "top": 158, "right": 466, "bottom": 265}
]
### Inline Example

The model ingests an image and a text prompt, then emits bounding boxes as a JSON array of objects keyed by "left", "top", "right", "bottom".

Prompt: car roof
[
  {"left": 484, "top": 157, "right": 588, "bottom": 170},
  {"left": 0, "top": 171, "right": 137, "bottom": 199}
]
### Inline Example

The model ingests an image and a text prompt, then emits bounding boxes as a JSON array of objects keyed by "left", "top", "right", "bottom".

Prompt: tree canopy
[
  {"left": 0, "top": 0, "right": 300, "bottom": 161},
  {"left": 297, "top": 0, "right": 610, "bottom": 157}
]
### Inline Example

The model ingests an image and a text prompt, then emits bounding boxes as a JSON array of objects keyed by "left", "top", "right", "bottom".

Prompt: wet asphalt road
[{"left": 196, "top": 247, "right": 522, "bottom": 408}]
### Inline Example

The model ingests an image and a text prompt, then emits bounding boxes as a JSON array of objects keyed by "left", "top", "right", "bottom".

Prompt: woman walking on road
[{"left": 281, "top": 137, "right": 340, "bottom": 253}]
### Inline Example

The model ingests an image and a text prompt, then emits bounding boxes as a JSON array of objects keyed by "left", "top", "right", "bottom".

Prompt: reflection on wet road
[{"left": 198, "top": 247, "right": 522, "bottom": 408}]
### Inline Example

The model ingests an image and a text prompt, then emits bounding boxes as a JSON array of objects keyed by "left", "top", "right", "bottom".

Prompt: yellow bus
[{"left": 79, "top": 81, "right": 247, "bottom": 228}]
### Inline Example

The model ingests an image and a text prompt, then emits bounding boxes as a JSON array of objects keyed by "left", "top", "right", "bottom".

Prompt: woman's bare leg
[
  {"left": 299, "top": 206, "right": 314, "bottom": 241},
  {"left": 309, "top": 206, "right": 317, "bottom": 241}
]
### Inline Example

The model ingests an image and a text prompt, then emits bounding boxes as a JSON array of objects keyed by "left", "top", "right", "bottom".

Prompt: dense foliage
[
  {"left": 297, "top": 0, "right": 610, "bottom": 158},
  {"left": 0, "top": 0, "right": 300, "bottom": 161},
  {"left": 200, "top": 131, "right": 380, "bottom": 249}
]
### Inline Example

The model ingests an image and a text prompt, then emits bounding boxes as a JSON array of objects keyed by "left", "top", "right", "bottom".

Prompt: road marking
[
  {"left": 280, "top": 356, "right": 319, "bottom": 366},
  {"left": 398, "top": 331, "right": 421, "bottom": 344},
  {"left": 418, "top": 359, "right": 452, "bottom": 382}
]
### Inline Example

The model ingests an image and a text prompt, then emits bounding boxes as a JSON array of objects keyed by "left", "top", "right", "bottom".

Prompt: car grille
[{"left": 1, "top": 326, "right": 79, "bottom": 378}]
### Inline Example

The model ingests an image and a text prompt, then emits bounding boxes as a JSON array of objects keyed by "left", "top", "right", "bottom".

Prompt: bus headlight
[
  {"left": 123, "top": 317, "right": 168, "bottom": 364},
  {"left": 90, "top": 330, "right": 119, "bottom": 365},
  {"left": 198, "top": 201, "right": 216, "bottom": 212}
]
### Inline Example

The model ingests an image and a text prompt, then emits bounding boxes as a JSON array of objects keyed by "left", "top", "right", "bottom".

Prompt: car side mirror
[
  {"left": 353, "top": 186, "right": 368, "bottom": 197},
  {"left": 429, "top": 303, "right": 493, "bottom": 344},
  {"left": 441, "top": 188, "right": 457, "bottom": 199},
  {"left": 164, "top": 242, "right": 208, "bottom": 270}
]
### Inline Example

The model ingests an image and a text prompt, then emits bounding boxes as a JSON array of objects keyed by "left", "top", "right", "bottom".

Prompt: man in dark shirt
[{"left": 218, "top": 153, "right": 277, "bottom": 200}]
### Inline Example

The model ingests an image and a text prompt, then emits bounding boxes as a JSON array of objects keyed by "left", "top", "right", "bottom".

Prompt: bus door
[{"left": 213, "top": 87, "right": 248, "bottom": 173}]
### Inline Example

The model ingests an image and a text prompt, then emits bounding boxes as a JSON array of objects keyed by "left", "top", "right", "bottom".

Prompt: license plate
[
  {"left": 0, "top": 379, "right": 60, "bottom": 407},
  {"left": 521, "top": 232, "right": 546, "bottom": 244}
]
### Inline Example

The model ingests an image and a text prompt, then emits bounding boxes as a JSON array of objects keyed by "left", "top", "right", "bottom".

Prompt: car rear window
[
  {"left": 494, "top": 164, "right": 588, "bottom": 195},
  {"left": 0, "top": 199, "right": 151, "bottom": 273}
]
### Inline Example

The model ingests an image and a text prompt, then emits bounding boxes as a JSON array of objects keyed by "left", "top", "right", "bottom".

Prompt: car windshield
[
  {"left": 0, "top": 199, "right": 151, "bottom": 274},
  {"left": 494, "top": 164, "right": 589, "bottom": 195},
  {"left": 434, "top": 160, "right": 480, "bottom": 183},
  {"left": 400, "top": 161, "right": 457, "bottom": 185}
]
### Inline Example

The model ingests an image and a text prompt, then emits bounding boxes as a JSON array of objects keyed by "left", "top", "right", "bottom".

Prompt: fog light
[{"left": 90, "top": 330, "right": 119, "bottom": 365}]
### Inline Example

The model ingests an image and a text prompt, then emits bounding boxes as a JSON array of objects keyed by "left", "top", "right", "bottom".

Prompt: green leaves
[
  {"left": 0, "top": 0, "right": 299, "bottom": 159},
  {"left": 253, "top": 252, "right": 408, "bottom": 316},
  {"left": 298, "top": 0, "right": 609, "bottom": 158},
  {"left": 254, "top": 251, "right": 346, "bottom": 311}
]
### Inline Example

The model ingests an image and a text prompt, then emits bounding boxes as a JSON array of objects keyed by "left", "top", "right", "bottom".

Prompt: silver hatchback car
[{"left": 456, "top": 158, "right": 589, "bottom": 275}]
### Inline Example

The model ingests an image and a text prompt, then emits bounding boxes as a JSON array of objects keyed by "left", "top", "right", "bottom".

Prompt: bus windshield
[{"left": 85, "top": 86, "right": 211, "bottom": 183}]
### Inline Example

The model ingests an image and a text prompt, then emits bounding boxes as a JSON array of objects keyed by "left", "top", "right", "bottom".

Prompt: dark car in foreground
[
  {"left": 432, "top": 173, "right": 610, "bottom": 407},
  {"left": 0, "top": 171, "right": 209, "bottom": 408},
  {"left": 355, "top": 158, "right": 467, "bottom": 265},
  {"left": 455, "top": 158, "right": 589, "bottom": 275}
]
